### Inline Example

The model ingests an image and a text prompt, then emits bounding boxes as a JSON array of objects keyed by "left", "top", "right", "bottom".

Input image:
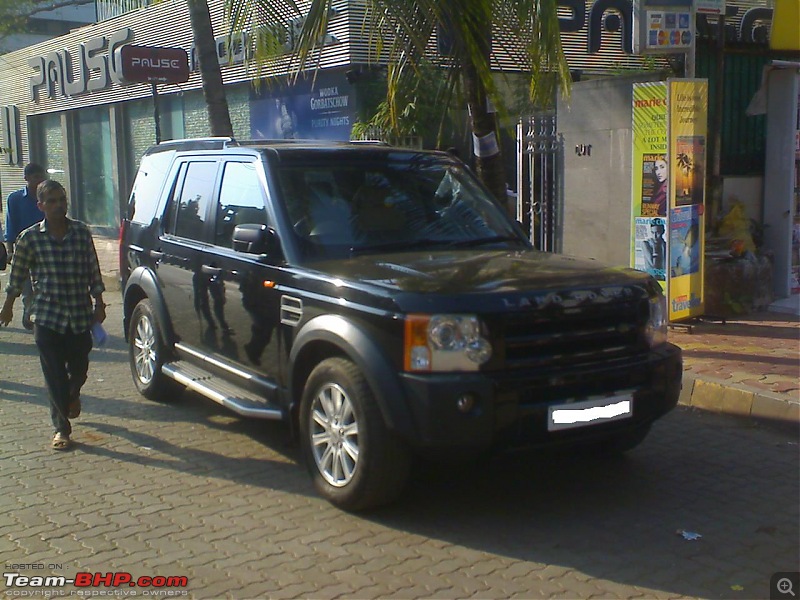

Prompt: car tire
[
  {"left": 299, "top": 357, "right": 411, "bottom": 511},
  {"left": 129, "top": 298, "right": 174, "bottom": 401}
]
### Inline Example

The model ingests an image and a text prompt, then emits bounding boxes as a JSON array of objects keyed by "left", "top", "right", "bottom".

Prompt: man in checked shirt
[{"left": 0, "top": 179, "right": 106, "bottom": 451}]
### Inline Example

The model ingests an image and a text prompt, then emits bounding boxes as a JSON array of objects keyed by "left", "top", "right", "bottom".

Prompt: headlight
[
  {"left": 404, "top": 314, "right": 492, "bottom": 372},
  {"left": 645, "top": 294, "right": 668, "bottom": 347}
]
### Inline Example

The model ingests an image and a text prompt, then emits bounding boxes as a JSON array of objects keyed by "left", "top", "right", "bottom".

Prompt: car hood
[{"left": 311, "top": 249, "right": 654, "bottom": 311}]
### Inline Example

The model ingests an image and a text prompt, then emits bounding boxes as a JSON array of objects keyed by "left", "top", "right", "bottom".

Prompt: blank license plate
[{"left": 548, "top": 392, "right": 634, "bottom": 431}]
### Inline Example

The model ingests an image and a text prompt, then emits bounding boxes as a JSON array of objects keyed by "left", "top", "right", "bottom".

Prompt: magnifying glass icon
[{"left": 777, "top": 578, "right": 796, "bottom": 597}]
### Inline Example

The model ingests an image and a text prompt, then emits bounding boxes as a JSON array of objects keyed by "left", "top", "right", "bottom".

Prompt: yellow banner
[
  {"left": 667, "top": 79, "right": 708, "bottom": 321},
  {"left": 631, "top": 82, "right": 668, "bottom": 288}
]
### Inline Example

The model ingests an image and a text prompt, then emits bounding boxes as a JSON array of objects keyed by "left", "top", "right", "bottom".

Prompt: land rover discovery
[{"left": 120, "top": 138, "right": 682, "bottom": 511}]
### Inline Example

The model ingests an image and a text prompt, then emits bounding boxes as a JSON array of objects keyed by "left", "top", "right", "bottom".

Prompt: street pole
[
  {"left": 152, "top": 83, "right": 162, "bottom": 144},
  {"left": 685, "top": 6, "right": 697, "bottom": 77},
  {"left": 709, "top": 14, "right": 726, "bottom": 229}
]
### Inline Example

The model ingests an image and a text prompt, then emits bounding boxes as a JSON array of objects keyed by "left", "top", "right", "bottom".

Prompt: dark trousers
[{"left": 34, "top": 324, "right": 93, "bottom": 436}]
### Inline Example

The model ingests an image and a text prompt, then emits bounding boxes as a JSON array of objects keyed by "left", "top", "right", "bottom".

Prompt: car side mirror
[{"left": 232, "top": 224, "right": 279, "bottom": 256}]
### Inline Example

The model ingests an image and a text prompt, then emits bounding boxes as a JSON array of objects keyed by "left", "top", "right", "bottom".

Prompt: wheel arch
[
  {"left": 123, "top": 266, "right": 175, "bottom": 348},
  {"left": 289, "top": 315, "right": 415, "bottom": 439}
]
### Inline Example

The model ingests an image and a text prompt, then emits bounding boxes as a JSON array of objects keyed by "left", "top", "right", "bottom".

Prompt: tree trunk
[
  {"left": 187, "top": 0, "right": 233, "bottom": 137},
  {"left": 462, "top": 59, "right": 507, "bottom": 204}
]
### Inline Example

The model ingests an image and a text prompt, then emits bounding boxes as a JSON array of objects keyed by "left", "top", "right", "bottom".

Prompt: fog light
[{"left": 456, "top": 394, "right": 476, "bottom": 413}]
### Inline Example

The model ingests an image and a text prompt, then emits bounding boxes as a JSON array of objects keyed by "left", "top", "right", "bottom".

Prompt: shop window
[
  {"left": 75, "top": 106, "right": 115, "bottom": 227},
  {"left": 29, "top": 112, "right": 65, "bottom": 178}
]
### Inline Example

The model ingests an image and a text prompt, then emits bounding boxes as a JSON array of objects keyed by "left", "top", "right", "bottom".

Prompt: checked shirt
[{"left": 5, "top": 217, "right": 105, "bottom": 334}]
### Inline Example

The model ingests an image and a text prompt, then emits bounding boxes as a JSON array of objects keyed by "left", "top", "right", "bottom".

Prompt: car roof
[{"left": 145, "top": 137, "right": 396, "bottom": 155}]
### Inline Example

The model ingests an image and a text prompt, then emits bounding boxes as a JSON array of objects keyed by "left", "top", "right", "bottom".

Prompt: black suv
[{"left": 120, "top": 138, "right": 682, "bottom": 510}]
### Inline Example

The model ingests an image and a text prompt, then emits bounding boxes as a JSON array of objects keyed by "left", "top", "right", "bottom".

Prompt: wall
[
  {"left": 556, "top": 72, "right": 667, "bottom": 267},
  {"left": 722, "top": 175, "right": 762, "bottom": 221},
  {"left": 762, "top": 67, "right": 799, "bottom": 299}
]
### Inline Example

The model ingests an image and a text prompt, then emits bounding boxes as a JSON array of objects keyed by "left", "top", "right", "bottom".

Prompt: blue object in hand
[{"left": 91, "top": 322, "right": 108, "bottom": 348}]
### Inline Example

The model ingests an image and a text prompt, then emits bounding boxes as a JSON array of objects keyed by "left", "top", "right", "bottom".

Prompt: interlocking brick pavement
[
  {"left": 670, "top": 313, "right": 799, "bottom": 392},
  {"left": 669, "top": 312, "right": 800, "bottom": 424},
  {"left": 1, "top": 274, "right": 798, "bottom": 599}
]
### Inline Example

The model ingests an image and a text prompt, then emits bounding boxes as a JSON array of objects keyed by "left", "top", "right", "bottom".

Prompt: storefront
[
  {"left": 2, "top": 0, "right": 738, "bottom": 254},
  {"left": 0, "top": 0, "right": 362, "bottom": 240}
]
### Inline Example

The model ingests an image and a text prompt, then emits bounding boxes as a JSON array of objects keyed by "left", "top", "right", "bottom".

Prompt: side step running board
[{"left": 162, "top": 360, "right": 283, "bottom": 420}]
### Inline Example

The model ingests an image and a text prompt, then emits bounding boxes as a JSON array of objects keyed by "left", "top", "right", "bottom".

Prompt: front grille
[
  {"left": 495, "top": 300, "right": 649, "bottom": 371},
  {"left": 512, "top": 365, "right": 649, "bottom": 407}
]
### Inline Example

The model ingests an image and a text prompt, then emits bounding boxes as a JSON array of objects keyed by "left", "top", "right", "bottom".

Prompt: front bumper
[{"left": 396, "top": 343, "right": 683, "bottom": 451}]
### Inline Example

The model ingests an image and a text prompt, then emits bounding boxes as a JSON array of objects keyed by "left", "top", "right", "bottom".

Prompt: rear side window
[
  {"left": 170, "top": 161, "right": 218, "bottom": 242},
  {"left": 128, "top": 152, "right": 174, "bottom": 224},
  {"left": 215, "top": 161, "right": 268, "bottom": 248}
]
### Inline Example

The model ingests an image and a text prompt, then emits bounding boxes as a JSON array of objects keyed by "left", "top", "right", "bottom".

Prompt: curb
[{"left": 679, "top": 373, "right": 800, "bottom": 428}]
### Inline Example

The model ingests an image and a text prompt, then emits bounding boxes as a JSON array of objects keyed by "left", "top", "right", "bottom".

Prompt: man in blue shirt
[{"left": 5, "top": 163, "right": 46, "bottom": 329}]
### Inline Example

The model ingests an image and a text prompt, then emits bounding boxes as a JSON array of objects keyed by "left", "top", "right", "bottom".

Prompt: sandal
[{"left": 52, "top": 432, "right": 71, "bottom": 451}]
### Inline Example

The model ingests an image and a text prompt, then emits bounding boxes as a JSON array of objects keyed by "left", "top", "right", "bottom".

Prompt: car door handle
[
  {"left": 149, "top": 250, "right": 164, "bottom": 260},
  {"left": 201, "top": 265, "right": 222, "bottom": 276}
]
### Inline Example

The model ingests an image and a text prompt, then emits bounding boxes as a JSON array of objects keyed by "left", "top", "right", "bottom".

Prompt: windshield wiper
[
  {"left": 350, "top": 238, "right": 453, "bottom": 255},
  {"left": 350, "top": 235, "right": 521, "bottom": 255},
  {"left": 449, "top": 235, "right": 521, "bottom": 248}
]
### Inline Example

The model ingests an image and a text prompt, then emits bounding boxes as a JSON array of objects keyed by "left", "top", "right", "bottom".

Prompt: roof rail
[
  {"left": 348, "top": 139, "right": 390, "bottom": 146},
  {"left": 233, "top": 138, "right": 348, "bottom": 146},
  {"left": 143, "top": 137, "right": 234, "bottom": 155}
]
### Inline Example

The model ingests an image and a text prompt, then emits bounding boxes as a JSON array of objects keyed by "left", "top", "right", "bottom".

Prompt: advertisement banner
[
  {"left": 644, "top": 10, "right": 693, "bottom": 51},
  {"left": 250, "top": 72, "right": 354, "bottom": 141},
  {"left": 667, "top": 79, "right": 708, "bottom": 321},
  {"left": 631, "top": 82, "right": 668, "bottom": 287}
]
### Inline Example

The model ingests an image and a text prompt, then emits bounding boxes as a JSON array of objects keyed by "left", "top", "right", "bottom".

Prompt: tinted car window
[
  {"left": 128, "top": 151, "right": 174, "bottom": 224},
  {"left": 172, "top": 161, "right": 217, "bottom": 242},
  {"left": 215, "top": 161, "right": 268, "bottom": 248}
]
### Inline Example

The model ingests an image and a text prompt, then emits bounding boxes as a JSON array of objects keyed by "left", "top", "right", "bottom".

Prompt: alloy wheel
[
  {"left": 133, "top": 314, "right": 157, "bottom": 385},
  {"left": 309, "top": 383, "right": 360, "bottom": 487}
]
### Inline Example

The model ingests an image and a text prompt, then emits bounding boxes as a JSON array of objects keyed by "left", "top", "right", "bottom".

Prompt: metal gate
[{"left": 516, "top": 113, "right": 562, "bottom": 252}]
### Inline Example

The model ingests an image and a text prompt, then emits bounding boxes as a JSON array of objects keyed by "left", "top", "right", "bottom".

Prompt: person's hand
[
  {"left": 94, "top": 302, "right": 106, "bottom": 324},
  {"left": 0, "top": 305, "right": 13, "bottom": 327}
]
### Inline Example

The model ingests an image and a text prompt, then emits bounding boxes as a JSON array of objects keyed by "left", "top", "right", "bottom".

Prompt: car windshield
[{"left": 273, "top": 151, "right": 525, "bottom": 261}]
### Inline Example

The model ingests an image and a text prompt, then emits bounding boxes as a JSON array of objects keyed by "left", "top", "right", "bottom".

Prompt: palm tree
[
  {"left": 225, "top": 0, "right": 570, "bottom": 201},
  {"left": 188, "top": 0, "right": 233, "bottom": 136}
]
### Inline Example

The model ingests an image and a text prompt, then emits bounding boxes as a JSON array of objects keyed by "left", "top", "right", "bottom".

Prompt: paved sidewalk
[
  {"left": 0, "top": 275, "right": 798, "bottom": 599},
  {"left": 669, "top": 312, "right": 800, "bottom": 427}
]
